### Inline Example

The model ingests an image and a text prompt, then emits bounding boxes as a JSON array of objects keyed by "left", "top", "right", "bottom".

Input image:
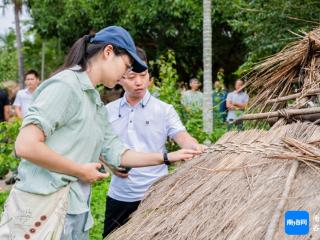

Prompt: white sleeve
[
  {"left": 226, "top": 92, "right": 232, "bottom": 102},
  {"left": 13, "top": 91, "right": 22, "bottom": 107},
  {"left": 166, "top": 105, "right": 186, "bottom": 138}
]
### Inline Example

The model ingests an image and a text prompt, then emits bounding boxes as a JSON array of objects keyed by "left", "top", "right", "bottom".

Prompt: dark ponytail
[{"left": 52, "top": 33, "right": 128, "bottom": 76}]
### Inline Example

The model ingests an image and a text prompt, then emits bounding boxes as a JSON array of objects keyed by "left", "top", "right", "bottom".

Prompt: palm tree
[
  {"left": 202, "top": 0, "right": 213, "bottom": 133},
  {"left": 13, "top": 0, "right": 24, "bottom": 86},
  {"left": 1, "top": 0, "right": 24, "bottom": 86}
]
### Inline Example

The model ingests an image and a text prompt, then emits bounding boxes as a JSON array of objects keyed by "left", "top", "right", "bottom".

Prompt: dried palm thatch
[
  {"left": 245, "top": 28, "right": 320, "bottom": 114},
  {"left": 106, "top": 122, "right": 320, "bottom": 240}
]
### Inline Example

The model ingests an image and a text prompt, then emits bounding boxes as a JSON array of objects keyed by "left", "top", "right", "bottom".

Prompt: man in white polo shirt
[
  {"left": 102, "top": 48, "right": 206, "bottom": 237},
  {"left": 13, "top": 69, "right": 40, "bottom": 119},
  {"left": 226, "top": 79, "right": 249, "bottom": 131}
]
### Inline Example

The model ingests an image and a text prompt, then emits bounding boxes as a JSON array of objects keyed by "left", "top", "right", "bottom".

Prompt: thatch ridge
[{"left": 245, "top": 28, "right": 320, "bottom": 114}]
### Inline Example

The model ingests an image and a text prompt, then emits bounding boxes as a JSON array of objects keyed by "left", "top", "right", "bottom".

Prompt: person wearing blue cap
[{"left": 0, "top": 26, "right": 201, "bottom": 240}]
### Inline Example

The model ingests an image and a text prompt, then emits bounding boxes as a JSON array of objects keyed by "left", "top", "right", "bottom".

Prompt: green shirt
[
  {"left": 16, "top": 66, "right": 129, "bottom": 230},
  {"left": 181, "top": 90, "right": 203, "bottom": 110}
]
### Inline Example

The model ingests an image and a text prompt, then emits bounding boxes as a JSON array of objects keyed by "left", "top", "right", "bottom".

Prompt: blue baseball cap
[{"left": 90, "top": 26, "right": 147, "bottom": 73}]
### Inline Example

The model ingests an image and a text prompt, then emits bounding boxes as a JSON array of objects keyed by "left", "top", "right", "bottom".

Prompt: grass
[
  {"left": 90, "top": 176, "right": 111, "bottom": 239},
  {"left": 0, "top": 191, "right": 9, "bottom": 213}
]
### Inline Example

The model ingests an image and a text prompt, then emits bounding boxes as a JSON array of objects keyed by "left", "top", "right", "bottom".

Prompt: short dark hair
[
  {"left": 236, "top": 79, "right": 245, "bottom": 84},
  {"left": 24, "top": 69, "right": 39, "bottom": 79},
  {"left": 189, "top": 78, "right": 200, "bottom": 84},
  {"left": 136, "top": 47, "right": 147, "bottom": 63}
]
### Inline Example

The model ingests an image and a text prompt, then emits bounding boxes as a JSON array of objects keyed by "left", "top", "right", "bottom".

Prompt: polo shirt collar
[
  {"left": 121, "top": 90, "right": 151, "bottom": 108},
  {"left": 24, "top": 88, "right": 33, "bottom": 95}
]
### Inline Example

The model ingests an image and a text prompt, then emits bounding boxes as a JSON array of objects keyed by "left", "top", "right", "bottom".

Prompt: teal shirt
[{"left": 15, "top": 66, "right": 129, "bottom": 230}]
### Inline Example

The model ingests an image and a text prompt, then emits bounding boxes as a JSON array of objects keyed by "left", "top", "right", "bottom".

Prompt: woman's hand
[
  {"left": 77, "top": 163, "right": 109, "bottom": 183},
  {"left": 168, "top": 149, "right": 201, "bottom": 162}
]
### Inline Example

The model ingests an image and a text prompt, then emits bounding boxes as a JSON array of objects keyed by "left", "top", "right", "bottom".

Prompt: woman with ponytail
[{"left": 0, "top": 26, "right": 200, "bottom": 239}]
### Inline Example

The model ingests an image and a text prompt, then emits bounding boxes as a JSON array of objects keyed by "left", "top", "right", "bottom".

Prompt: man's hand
[
  {"left": 233, "top": 102, "right": 247, "bottom": 110},
  {"left": 174, "top": 131, "right": 207, "bottom": 153},
  {"left": 168, "top": 149, "right": 201, "bottom": 161},
  {"left": 190, "top": 143, "right": 207, "bottom": 152}
]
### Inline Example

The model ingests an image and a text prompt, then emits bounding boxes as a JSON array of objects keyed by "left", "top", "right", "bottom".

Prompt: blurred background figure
[
  {"left": 181, "top": 78, "right": 203, "bottom": 111},
  {"left": 13, "top": 70, "right": 40, "bottom": 119},
  {"left": 0, "top": 84, "right": 10, "bottom": 123},
  {"left": 2, "top": 81, "right": 20, "bottom": 122},
  {"left": 178, "top": 82, "right": 187, "bottom": 94},
  {"left": 212, "top": 81, "right": 227, "bottom": 122},
  {"left": 226, "top": 79, "right": 249, "bottom": 131},
  {"left": 0, "top": 80, "right": 20, "bottom": 185},
  {"left": 148, "top": 76, "right": 160, "bottom": 98}
]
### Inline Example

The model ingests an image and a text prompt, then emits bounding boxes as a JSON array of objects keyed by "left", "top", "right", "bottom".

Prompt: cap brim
[{"left": 128, "top": 50, "right": 148, "bottom": 73}]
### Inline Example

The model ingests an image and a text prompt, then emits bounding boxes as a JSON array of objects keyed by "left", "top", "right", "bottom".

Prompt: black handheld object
[
  {"left": 117, "top": 167, "right": 131, "bottom": 174},
  {"left": 98, "top": 165, "right": 106, "bottom": 173},
  {"left": 99, "top": 157, "right": 131, "bottom": 174}
]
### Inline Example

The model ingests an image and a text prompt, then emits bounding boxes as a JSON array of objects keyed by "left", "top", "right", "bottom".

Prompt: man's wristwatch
[{"left": 163, "top": 153, "right": 171, "bottom": 166}]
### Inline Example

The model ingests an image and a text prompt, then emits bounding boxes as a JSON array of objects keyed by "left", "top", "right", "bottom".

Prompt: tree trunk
[
  {"left": 41, "top": 41, "right": 45, "bottom": 81},
  {"left": 13, "top": 1, "right": 24, "bottom": 87},
  {"left": 202, "top": 0, "right": 213, "bottom": 133}
]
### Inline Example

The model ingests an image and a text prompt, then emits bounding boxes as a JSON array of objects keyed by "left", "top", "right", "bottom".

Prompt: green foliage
[
  {"left": 0, "top": 191, "right": 9, "bottom": 213},
  {"left": 89, "top": 177, "right": 110, "bottom": 239},
  {"left": 215, "top": 0, "right": 320, "bottom": 74},
  {"left": 0, "top": 120, "right": 21, "bottom": 178},
  {"left": 23, "top": 32, "right": 64, "bottom": 79},
  {"left": 0, "top": 29, "right": 64, "bottom": 83},
  {"left": 9, "top": 0, "right": 320, "bottom": 85},
  {"left": 0, "top": 30, "right": 18, "bottom": 82},
  {"left": 27, "top": 0, "right": 246, "bottom": 84},
  {"left": 150, "top": 50, "right": 183, "bottom": 114}
]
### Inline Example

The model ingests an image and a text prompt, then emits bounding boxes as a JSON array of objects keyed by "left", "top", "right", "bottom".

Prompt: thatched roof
[
  {"left": 106, "top": 122, "right": 320, "bottom": 240},
  {"left": 245, "top": 28, "right": 320, "bottom": 114}
]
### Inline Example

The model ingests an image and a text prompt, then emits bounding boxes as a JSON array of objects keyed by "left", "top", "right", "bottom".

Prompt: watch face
[{"left": 116, "top": 167, "right": 131, "bottom": 173}]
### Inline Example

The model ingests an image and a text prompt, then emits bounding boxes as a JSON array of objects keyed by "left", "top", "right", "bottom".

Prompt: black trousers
[{"left": 103, "top": 196, "right": 140, "bottom": 238}]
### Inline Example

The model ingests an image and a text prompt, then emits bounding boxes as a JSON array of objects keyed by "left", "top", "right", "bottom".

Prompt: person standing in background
[
  {"left": 13, "top": 69, "right": 40, "bottom": 119},
  {"left": 148, "top": 76, "right": 160, "bottom": 98},
  {"left": 212, "top": 81, "right": 227, "bottom": 122},
  {"left": 226, "top": 79, "right": 249, "bottom": 131},
  {"left": 2, "top": 81, "right": 20, "bottom": 121},
  {"left": 181, "top": 78, "right": 203, "bottom": 111},
  {"left": 0, "top": 87, "right": 10, "bottom": 122}
]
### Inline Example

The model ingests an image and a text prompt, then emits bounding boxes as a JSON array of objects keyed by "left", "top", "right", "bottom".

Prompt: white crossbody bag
[{"left": 0, "top": 184, "right": 71, "bottom": 240}]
